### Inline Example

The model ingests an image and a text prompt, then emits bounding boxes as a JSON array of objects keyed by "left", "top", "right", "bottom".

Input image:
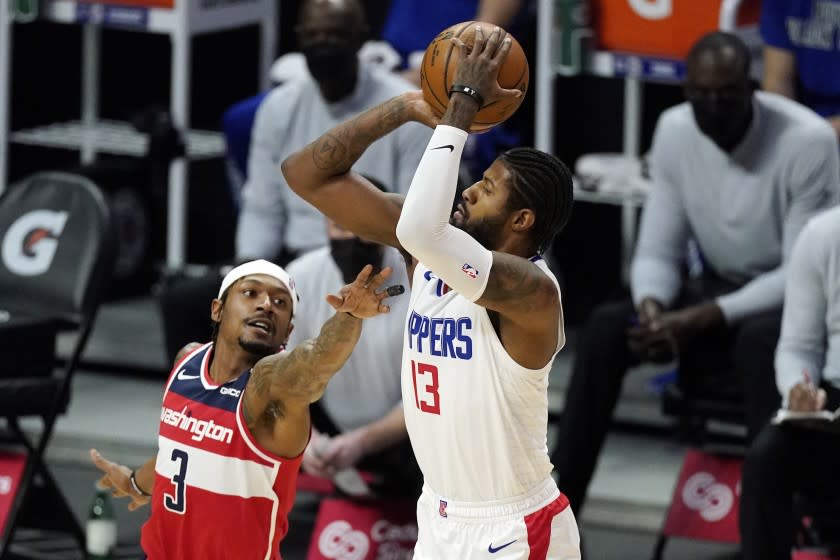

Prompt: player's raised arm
[
  {"left": 281, "top": 93, "right": 438, "bottom": 248},
  {"left": 396, "top": 26, "right": 569, "bottom": 364},
  {"left": 246, "top": 266, "right": 397, "bottom": 408}
]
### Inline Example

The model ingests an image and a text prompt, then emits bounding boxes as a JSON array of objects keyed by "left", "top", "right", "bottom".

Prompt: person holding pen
[{"left": 740, "top": 204, "right": 840, "bottom": 560}]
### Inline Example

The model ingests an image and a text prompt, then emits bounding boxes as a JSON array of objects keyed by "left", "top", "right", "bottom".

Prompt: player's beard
[
  {"left": 238, "top": 338, "right": 278, "bottom": 358},
  {"left": 458, "top": 213, "right": 507, "bottom": 250}
]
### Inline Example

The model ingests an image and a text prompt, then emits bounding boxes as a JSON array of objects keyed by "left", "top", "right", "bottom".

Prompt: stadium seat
[{"left": 0, "top": 172, "right": 115, "bottom": 556}]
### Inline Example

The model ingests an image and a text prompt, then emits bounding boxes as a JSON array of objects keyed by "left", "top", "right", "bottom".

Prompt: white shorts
[{"left": 413, "top": 478, "right": 580, "bottom": 560}]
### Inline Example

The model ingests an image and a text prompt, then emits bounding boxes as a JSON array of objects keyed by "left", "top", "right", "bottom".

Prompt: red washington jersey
[{"left": 141, "top": 343, "right": 304, "bottom": 559}]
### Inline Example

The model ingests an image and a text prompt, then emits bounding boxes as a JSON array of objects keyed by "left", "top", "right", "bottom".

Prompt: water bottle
[{"left": 86, "top": 483, "right": 117, "bottom": 560}]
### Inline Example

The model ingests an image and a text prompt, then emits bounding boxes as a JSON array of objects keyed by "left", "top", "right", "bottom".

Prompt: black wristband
[
  {"left": 130, "top": 470, "right": 152, "bottom": 497},
  {"left": 449, "top": 84, "right": 484, "bottom": 107}
]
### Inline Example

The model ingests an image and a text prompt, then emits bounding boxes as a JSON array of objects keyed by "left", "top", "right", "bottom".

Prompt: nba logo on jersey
[
  {"left": 439, "top": 500, "right": 448, "bottom": 518},
  {"left": 461, "top": 263, "right": 479, "bottom": 278}
]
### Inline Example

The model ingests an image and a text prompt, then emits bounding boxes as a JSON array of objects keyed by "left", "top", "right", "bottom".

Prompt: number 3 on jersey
[
  {"left": 411, "top": 360, "right": 440, "bottom": 415},
  {"left": 164, "top": 449, "right": 189, "bottom": 514}
]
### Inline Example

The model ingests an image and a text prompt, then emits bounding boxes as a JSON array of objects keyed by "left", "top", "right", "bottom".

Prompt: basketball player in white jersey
[{"left": 283, "top": 25, "right": 580, "bottom": 560}]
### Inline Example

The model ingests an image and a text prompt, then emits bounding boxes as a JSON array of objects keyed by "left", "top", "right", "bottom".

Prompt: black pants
[
  {"left": 740, "top": 384, "right": 840, "bottom": 560},
  {"left": 552, "top": 298, "right": 782, "bottom": 515},
  {"left": 311, "top": 401, "right": 423, "bottom": 500}
]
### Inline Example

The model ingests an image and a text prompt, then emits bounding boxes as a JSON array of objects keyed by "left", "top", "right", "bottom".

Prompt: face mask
[
  {"left": 690, "top": 94, "right": 752, "bottom": 150},
  {"left": 302, "top": 42, "right": 357, "bottom": 95},
  {"left": 330, "top": 238, "right": 384, "bottom": 285}
]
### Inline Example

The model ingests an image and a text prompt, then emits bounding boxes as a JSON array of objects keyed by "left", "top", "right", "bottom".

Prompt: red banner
[
  {"left": 0, "top": 451, "right": 27, "bottom": 535},
  {"left": 793, "top": 551, "right": 840, "bottom": 560},
  {"left": 662, "top": 449, "right": 742, "bottom": 544},
  {"left": 306, "top": 499, "right": 417, "bottom": 560}
]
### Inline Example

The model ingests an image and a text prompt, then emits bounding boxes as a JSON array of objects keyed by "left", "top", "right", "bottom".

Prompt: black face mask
[
  {"left": 330, "top": 238, "right": 384, "bottom": 284},
  {"left": 690, "top": 94, "right": 752, "bottom": 151},
  {"left": 301, "top": 42, "right": 358, "bottom": 98}
]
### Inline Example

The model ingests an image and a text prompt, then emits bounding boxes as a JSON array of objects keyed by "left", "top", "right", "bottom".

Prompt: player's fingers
[
  {"left": 353, "top": 264, "right": 374, "bottom": 287},
  {"left": 493, "top": 35, "right": 512, "bottom": 63},
  {"left": 498, "top": 87, "right": 523, "bottom": 99},
  {"left": 367, "top": 266, "right": 392, "bottom": 290},
  {"left": 97, "top": 474, "right": 113, "bottom": 490},
  {"left": 450, "top": 37, "right": 468, "bottom": 59},
  {"left": 484, "top": 27, "right": 503, "bottom": 58},
  {"left": 324, "top": 293, "right": 344, "bottom": 311},
  {"left": 377, "top": 284, "right": 403, "bottom": 300},
  {"left": 90, "top": 449, "right": 111, "bottom": 472},
  {"left": 378, "top": 303, "right": 391, "bottom": 314},
  {"left": 472, "top": 25, "right": 485, "bottom": 57}
]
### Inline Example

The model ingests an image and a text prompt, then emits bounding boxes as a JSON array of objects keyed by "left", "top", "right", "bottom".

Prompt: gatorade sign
[
  {"left": 628, "top": 0, "right": 671, "bottom": 20},
  {"left": 1, "top": 210, "right": 68, "bottom": 277},
  {"left": 595, "top": 0, "right": 761, "bottom": 58}
]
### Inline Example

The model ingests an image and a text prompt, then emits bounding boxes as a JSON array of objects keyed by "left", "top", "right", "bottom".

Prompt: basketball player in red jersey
[
  {"left": 89, "top": 259, "right": 401, "bottom": 559},
  {"left": 283, "top": 26, "right": 580, "bottom": 560}
]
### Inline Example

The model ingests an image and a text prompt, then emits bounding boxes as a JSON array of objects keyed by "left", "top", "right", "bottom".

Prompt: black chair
[
  {"left": 0, "top": 172, "right": 115, "bottom": 556},
  {"left": 661, "top": 372, "right": 746, "bottom": 447}
]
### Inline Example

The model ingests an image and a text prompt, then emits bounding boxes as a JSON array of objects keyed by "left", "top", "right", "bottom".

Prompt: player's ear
[
  {"left": 510, "top": 208, "right": 535, "bottom": 233},
  {"left": 211, "top": 298, "right": 223, "bottom": 323}
]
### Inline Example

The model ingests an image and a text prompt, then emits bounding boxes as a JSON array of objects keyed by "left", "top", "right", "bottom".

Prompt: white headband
[{"left": 218, "top": 259, "right": 298, "bottom": 315}]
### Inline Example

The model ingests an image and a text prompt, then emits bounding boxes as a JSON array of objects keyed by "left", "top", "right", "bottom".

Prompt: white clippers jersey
[{"left": 401, "top": 256, "right": 565, "bottom": 502}]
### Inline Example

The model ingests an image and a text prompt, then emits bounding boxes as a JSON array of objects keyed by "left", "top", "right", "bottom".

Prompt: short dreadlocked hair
[{"left": 498, "top": 147, "right": 574, "bottom": 253}]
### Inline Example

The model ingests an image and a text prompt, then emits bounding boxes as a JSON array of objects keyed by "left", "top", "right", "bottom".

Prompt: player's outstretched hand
[
  {"left": 326, "top": 264, "right": 404, "bottom": 319},
  {"left": 90, "top": 449, "right": 151, "bottom": 511}
]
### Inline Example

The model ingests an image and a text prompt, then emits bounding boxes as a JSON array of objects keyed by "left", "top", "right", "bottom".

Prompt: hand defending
[
  {"left": 89, "top": 449, "right": 150, "bottom": 511},
  {"left": 326, "top": 265, "right": 403, "bottom": 319}
]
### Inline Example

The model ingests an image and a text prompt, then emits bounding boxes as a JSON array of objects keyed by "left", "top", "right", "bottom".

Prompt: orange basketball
[{"left": 420, "top": 21, "right": 529, "bottom": 132}]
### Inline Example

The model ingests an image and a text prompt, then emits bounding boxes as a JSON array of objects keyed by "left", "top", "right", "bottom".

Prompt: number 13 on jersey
[{"left": 411, "top": 360, "right": 440, "bottom": 415}]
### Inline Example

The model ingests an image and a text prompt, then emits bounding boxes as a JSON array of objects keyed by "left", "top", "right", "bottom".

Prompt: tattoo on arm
[
  {"left": 311, "top": 98, "right": 410, "bottom": 174},
  {"left": 481, "top": 255, "right": 549, "bottom": 314},
  {"left": 250, "top": 312, "right": 363, "bottom": 404}
]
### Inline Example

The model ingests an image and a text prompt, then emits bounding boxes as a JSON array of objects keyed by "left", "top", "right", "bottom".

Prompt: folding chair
[
  {"left": 652, "top": 371, "right": 747, "bottom": 559},
  {"left": 0, "top": 172, "right": 115, "bottom": 556}
]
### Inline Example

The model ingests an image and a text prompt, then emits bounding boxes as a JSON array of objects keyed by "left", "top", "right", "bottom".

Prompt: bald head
[
  {"left": 296, "top": 0, "right": 368, "bottom": 102},
  {"left": 684, "top": 32, "right": 754, "bottom": 151},
  {"left": 298, "top": 0, "right": 367, "bottom": 35},
  {"left": 686, "top": 31, "right": 751, "bottom": 83}
]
